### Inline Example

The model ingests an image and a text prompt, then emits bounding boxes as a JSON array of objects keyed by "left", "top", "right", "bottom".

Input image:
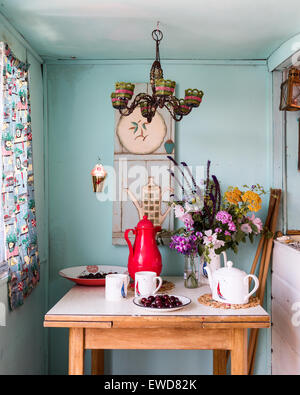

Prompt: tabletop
[{"left": 44, "top": 277, "right": 270, "bottom": 329}]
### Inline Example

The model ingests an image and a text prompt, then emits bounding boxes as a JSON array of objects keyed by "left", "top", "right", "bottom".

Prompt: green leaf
[
  {"left": 235, "top": 230, "right": 245, "bottom": 243},
  {"left": 249, "top": 232, "right": 254, "bottom": 243}
]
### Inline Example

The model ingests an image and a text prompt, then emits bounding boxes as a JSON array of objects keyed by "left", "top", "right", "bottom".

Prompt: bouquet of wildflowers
[{"left": 167, "top": 157, "right": 265, "bottom": 263}]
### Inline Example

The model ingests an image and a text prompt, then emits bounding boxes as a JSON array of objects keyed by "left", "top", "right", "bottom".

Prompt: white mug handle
[
  {"left": 153, "top": 276, "right": 163, "bottom": 294},
  {"left": 221, "top": 251, "right": 227, "bottom": 267},
  {"left": 244, "top": 274, "right": 259, "bottom": 302}
]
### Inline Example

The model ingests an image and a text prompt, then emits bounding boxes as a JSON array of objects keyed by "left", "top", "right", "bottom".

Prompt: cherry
[{"left": 140, "top": 295, "right": 183, "bottom": 309}]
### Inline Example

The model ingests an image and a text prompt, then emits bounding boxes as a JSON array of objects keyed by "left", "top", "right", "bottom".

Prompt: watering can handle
[
  {"left": 124, "top": 229, "right": 135, "bottom": 256},
  {"left": 221, "top": 251, "right": 228, "bottom": 267}
]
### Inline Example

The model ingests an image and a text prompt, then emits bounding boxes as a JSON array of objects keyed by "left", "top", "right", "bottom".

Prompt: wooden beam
[
  {"left": 85, "top": 328, "right": 233, "bottom": 350},
  {"left": 68, "top": 328, "right": 85, "bottom": 375},
  {"left": 213, "top": 350, "right": 227, "bottom": 375},
  {"left": 91, "top": 350, "right": 104, "bottom": 375},
  {"left": 231, "top": 329, "right": 248, "bottom": 375}
]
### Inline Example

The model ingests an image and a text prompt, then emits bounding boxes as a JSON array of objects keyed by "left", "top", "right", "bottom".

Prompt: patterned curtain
[{"left": 1, "top": 44, "right": 40, "bottom": 310}]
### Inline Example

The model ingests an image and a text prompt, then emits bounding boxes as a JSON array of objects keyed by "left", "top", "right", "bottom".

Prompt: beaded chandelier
[{"left": 111, "top": 26, "right": 204, "bottom": 123}]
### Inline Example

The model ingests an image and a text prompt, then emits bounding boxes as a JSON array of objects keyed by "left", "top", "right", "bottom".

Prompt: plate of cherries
[{"left": 133, "top": 294, "right": 191, "bottom": 312}]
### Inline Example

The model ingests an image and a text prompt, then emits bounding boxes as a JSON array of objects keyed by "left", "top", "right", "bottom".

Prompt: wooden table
[{"left": 44, "top": 277, "right": 270, "bottom": 375}]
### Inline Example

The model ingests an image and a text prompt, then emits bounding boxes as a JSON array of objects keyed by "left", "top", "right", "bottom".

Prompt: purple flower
[
  {"left": 228, "top": 221, "right": 236, "bottom": 232},
  {"left": 215, "top": 228, "right": 222, "bottom": 233},
  {"left": 170, "top": 233, "right": 198, "bottom": 256},
  {"left": 225, "top": 231, "right": 231, "bottom": 236},
  {"left": 216, "top": 210, "right": 232, "bottom": 224}
]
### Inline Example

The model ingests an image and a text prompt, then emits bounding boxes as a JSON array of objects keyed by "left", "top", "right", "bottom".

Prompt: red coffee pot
[{"left": 125, "top": 215, "right": 162, "bottom": 281}]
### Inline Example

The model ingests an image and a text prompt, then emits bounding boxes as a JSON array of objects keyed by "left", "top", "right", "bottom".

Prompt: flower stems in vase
[{"left": 184, "top": 254, "right": 199, "bottom": 288}]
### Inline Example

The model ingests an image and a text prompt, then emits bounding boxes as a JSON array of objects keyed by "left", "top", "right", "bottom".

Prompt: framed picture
[{"left": 112, "top": 83, "right": 175, "bottom": 245}]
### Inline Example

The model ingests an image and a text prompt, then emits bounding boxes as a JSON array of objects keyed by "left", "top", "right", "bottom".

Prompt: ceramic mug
[
  {"left": 105, "top": 273, "right": 130, "bottom": 301},
  {"left": 135, "top": 271, "right": 162, "bottom": 297}
]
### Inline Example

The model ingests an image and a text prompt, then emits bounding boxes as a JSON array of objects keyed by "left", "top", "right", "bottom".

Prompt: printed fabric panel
[{"left": 1, "top": 44, "right": 40, "bottom": 309}]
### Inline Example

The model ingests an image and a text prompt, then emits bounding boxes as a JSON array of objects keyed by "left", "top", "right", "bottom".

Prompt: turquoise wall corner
[{"left": 46, "top": 61, "right": 272, "bottom": 375}]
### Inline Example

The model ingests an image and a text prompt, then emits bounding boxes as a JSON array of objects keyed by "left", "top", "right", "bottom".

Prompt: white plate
[{"left": 133, "top": 294, "right": 191, "bottom": 312}]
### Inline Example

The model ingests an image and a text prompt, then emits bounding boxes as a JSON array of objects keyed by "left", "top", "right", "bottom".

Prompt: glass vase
[{"left": 184, "top": 254, "right": 200, "bottom": 288}]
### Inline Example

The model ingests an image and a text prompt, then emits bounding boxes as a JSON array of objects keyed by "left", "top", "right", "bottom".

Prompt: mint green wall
[
  {"left": 47, "top": 61, "right": 271, "bottom": 375},
  {"left": 0, "top": 25, "right": 46, "bottom": 374},
  {"left": 286, "top": 111, "right": 300, "bottom": 230}
]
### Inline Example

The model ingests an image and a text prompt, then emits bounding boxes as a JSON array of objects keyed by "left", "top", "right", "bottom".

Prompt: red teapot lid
[{"left": 137, "top": 215, "right": 155, "bottom": 229}]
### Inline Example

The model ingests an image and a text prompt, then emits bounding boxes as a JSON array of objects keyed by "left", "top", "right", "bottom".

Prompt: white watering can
[
  {"left": 205, "top": 260, "right": 259, "bottom": 305},
  {"left": 200, "top": 251, "right": 227, "bottom": 285}
]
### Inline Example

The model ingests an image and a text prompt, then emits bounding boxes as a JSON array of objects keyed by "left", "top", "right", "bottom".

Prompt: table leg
[
  {"left": 69, "top": 328, "right": 85, "bottom": 375},
  {"left": 231, "top": 328, "right": 248, "bottom": 375},
  {"left": 91, "top": 349, "right": 104, "bottom": 375},
  {"left": 213, "top": 350, "right": 227, "bottom": 375}
]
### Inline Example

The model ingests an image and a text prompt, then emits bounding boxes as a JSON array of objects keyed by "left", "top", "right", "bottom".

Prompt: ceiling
[{"left": 1, "top": 0, "right": 300, "bottom": 60}]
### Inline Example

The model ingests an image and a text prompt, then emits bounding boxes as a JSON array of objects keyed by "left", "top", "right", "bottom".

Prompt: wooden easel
[{"left": 224, "top": 189, "right": 281, "bottom": 374}]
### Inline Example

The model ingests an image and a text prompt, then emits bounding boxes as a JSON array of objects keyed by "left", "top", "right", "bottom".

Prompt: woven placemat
[
  {"left": 198, "top": 293, "right": 260, "bottom": 309},
  {"left": 159, "top": 280, "right": 175, "bottom": 293},
  {"left": 127, "top": 279, "right": 175, "bottom": 295}
]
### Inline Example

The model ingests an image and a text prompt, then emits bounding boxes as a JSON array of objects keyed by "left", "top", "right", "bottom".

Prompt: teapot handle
[
  {"left": 243, "top": 274, "right": 259, "bottom": 302},
  {"left": 124, "top": 229, "right": 135, "bottom": 257}
]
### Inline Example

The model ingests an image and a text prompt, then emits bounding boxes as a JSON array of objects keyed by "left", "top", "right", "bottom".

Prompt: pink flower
[
  {"left": 215, "top": 239, "right": 225, "bottom": 249},
  {"left": 225, "top": 231, "right": 231, "bottom": 236},
  {"left": 228, "top": 221, "right": 236, "bottom": 232},
  {"left": 203, "top": 230, "right": 218, "bottom": 246},
  {"left": 216, "top": 210, "right": 232, "bottom": 224},
  {"left": 181, "top": 213, "right": 194, "bottom": 228},
  {"left": 241, "top": 223, "right": 252, "bottom": 234},
  {"left": 249, "top": 214, "right": 263, "bottom": 234},
  {"left": 174, "top": 205, "right": 185, "bottom": 218}
]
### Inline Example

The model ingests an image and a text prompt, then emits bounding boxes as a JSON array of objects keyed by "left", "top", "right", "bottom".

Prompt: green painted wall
[
  {"left": 286, "top": 111, "right": 300, "bottom": 230},
  {"left": 0, "top": 24, "right": 46, "bottom": 374},
  {"left": 47, "top": 61, "right": 272, "bottom": 375}
]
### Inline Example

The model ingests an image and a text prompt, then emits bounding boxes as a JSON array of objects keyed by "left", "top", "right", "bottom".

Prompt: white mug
[
  {"left": 135, "top": 271, "right": 162, "bottom": 297},
  {"left": 105, "top": 273, "right": 130, "bottom": 301}
]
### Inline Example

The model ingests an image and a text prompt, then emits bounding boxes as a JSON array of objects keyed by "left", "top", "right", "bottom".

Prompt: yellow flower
[
  {"left": 225, "top": 187, "right": 242, "bottom": 205},
  {"left": 242, "top": 190, "right": 262, "bottom": 212}
]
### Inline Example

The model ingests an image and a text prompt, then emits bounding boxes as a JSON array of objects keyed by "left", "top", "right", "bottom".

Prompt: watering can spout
[{"left": 125, "top": 188, "right": 143, "bottom": 219}]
